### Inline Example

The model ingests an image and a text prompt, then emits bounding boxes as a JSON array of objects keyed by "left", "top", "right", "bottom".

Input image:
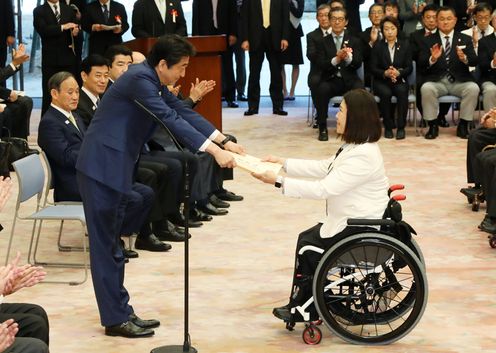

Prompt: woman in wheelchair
[
  {"left": 253, "top": 89, "right": 388, "bottom": 316},
  {"left": 253, "top": 89, "right": 427, "bottom": 345}
]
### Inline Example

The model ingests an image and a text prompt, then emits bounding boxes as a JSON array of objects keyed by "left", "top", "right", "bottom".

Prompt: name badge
[{"left": 65, "top": 120, "right": 70, "bottom": 125}]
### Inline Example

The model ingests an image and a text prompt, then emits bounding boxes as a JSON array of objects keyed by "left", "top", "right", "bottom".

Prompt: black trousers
[
  {"left": 137, "top": 160, "right": 171, "bottom": 222},
  {"left": 4, "top": 337, "right": 48, "bottom": 353},
  {"left": 0, "top": 303, "right": 49, "bottom": 345},
  {"left": 3, "top": 95, "right": 33, "bottom": 138},
  {"left": 234, "top": 38, "right": 247, "bottom": 97},
  {"left": 247, "top": 27, "right": 284, "bottom": 111},
  {"left": 314, "top": 76, "right": 363, "bottom": 126},
  {"left": 466, "top": 127, "right": 496, "bottom": 184},
  {"left": 476, "top": 149, "right": 496, "bottom": 217},
  {"left": 375, "top": 79, "right": 409, "bottom": 130}
]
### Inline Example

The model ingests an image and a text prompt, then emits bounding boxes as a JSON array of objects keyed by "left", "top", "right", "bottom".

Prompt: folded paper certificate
[
  {"left": 227, "top": 151, "right": 282, "bottom": 174},
  {"left": 100, "top": 24, "right": 122, "bottom": 31}
]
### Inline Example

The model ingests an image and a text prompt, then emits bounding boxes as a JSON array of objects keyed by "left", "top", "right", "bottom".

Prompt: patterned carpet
[{"left": 1, "top": 100, "right": 494, "bottom": 353}]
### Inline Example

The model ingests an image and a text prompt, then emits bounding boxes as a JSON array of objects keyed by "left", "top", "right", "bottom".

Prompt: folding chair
[{"left": 4, "top": 154, "right": 88, "bottom": 285}]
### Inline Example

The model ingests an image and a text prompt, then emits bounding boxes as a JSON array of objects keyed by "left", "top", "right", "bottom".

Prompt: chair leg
[
  {"left": 57, "top": 220, "right": 85, "bottom": 252},
  {"left": 4, "top": 216, "right": 19, "bottom": 265}
]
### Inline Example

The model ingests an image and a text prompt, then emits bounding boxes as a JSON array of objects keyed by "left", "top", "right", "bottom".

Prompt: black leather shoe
[
  {"left": 479, "top": 214, "right": 491, "bottom": 230},
  {"left": 273, "top": 305, "right": 292, "bottom": 321},
  {"left": 190, "top": 208, "right": 213, "bottom": 222},
  {"left": 419, "top": 119, "right": 427, "bottom": 128},
  {"left": 273, "top": 109, "right": 288, "bottom": 116},
  {"left": 312, "top": 122, "right": 318, "bottom": 129},
  {"left": 396, "top": 129, "right": 405, "bottom": 140},
  {"left": 244, "top": 109, "right": 258, "bottom": 116},
  {"left": 105, "top": 321, "right": 154, "bottom": 338},
  {"left": 318, "top": 129, "right": 328, "bottom": 141},
  {"left": 123, "top": 248, "right": 139, "bottom": 259},
  {"left": 129, "top": 313, "right": 160, "bottom": 329},
  {"left": 437, "top": 116, "right": 450, "bottom": 127},
  {"left": 169, "top": 213, "right": 203, "bottom": 228},
  {"left": 384, "top": 129, "right": 394, "bottom": 139},
  {"left": 226, "top": 101, "right": 239, "bottom": 108},
  {"left": 480, "top": 218, "right": 496, "bottom": 233},
  {"left": 153, "top": 221, "right": 191, "bottom": 242},
  {"left": 209, "top": 194, "right": 230, "bottom": 208},
  {"left": 135, "top": 234, "right": 172, "bottom": 252},
  {"left": 237, "top": 94, "right": 248, "bottom": 101},
  {"left": 216, "top": 190, "right": 243, "bottom": 201},
  {"left": 198, "top": 202, "right": 228, "bottom": 216},
  {"left": 425, "top": 124, "right": 438, "bottom": 139},
  {"left": 457, "top": 121, "right": 469, "bottom": 139}
]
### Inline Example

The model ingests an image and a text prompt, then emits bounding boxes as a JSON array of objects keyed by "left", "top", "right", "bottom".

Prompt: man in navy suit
[{"left": 75, "top": 35, "right": 244, "bottom": 337}]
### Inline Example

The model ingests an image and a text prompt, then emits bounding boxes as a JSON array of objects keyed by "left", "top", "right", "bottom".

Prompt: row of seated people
[
  {"left": 37, "top": 45, "right": 243, "bottom": 259},
  {"left": 0, "top": 44, "right": 33, "bottom": 141},
  {"left": 307, "top": 2, "right": 496, "bottom": 142}
]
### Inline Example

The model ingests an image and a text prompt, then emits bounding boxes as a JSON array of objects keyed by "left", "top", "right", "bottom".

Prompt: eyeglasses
[
  {"left": 475, "top": 15, "right": 491, "bottom": 22},
  {"left": 330, "top": 17, "right": 346, "bottom": 22},
  {"left": 370, "top": 11, "right": 383, "bottom": 15}
]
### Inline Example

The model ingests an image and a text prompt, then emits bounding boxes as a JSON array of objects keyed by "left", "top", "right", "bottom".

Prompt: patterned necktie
[
  {"left": 54, "top": 4, "right": 61, "bottom": 23},
  {"left": 102, "top": 4, "right": 109, "bottom": 23},
  {"left": 68, "top": 112, "right": 79, "bottom": 131},
  {"left": 444, "top": 36, "right": 451, "bottom": 64}
]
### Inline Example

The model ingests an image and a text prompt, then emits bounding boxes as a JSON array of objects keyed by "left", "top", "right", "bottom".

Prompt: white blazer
[{"left": 283, "top": 143, "right": 389, "bottom": 238}]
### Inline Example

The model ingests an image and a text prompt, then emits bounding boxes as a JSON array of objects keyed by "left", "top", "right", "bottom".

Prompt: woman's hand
[
  {"left": 251, "top": 170, "right": 277, "bottom": 185},
  {"left": 261, "top": 155, "right": 286, "bottom": 165},
  {"left": 224, "top": 141, "right": 246, "bottom": 155}
]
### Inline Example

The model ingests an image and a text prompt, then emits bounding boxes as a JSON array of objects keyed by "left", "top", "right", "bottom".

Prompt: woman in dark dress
[{"left": 282, "top": 0, "right": 304, "bottom": 100}]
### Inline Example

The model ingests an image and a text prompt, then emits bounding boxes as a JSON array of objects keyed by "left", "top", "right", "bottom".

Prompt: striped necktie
[
  {"left": 102, "top": 4, "right": 109, "bottom": 23},
  {"left": 444, "top": 36, "right": 451, "bottom": 64},
  {"left": 54, "top": 4, "right": 61, "bottom": 23}
]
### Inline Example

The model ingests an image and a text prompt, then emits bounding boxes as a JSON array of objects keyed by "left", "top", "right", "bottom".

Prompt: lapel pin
[{"left": 65, "top": 120, "right": 70, "bottom": 125}]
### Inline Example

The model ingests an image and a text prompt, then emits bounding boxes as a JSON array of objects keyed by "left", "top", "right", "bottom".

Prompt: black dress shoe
[
  {"left": 129, "top": 313, "right": 160, "bottom": 329},
  {"left": 216, "top": 190, "right": 243, "bottom": 201},
  {"left": 479, "top": 214, "right": 491, "bottom": 230},
  {"left": 460, "top": 186, "right": 483, "bottom": 198},
  {"left": 424, "top": 124, "right": 439, "bottom": 139},
  {"left": 226, "top": 101, "right": 239, "bottom": 108},
  {"left": 244, "top": 109, "right": 258, "bottom": 116},
  {"left": 419, "top": 119, "right": 427, "bottom": 128},
  {"left": 396, "top": 129, "right": 405, "bottom": 140},
  {"left": 318, "top": 129, "right": 328, "bottom": 141},
  {"left": 480, "top": 218, "right": 496, "bottom": 233},
  {"left": 135, "top": 234, "right": 172, "bottom": 252},
  {"left": 120, "top": 239, "right": 139, "bottom": 258},
  {"left": 209, "top": 194, "right": 230, "bottom": 208},
  {"left": 237, "top": 94, "right": 248, "bottom": 101},
  {"left": 198, "top": 202, "right": 228, "bottom": 216},
  {"left": 273, "top": 109, "right": 288, "bottom": 116},
  {"left": 105, "top": 321, "right": 154, "bottom": 338},
  {"left": 437, "top": 116, "right": 450, "bottom": 128},
  {"left": 190, "top": 208, "right": 213, "bottom": 222},
  {"left": 169, "top": 213, "right": 203, "bottom": 228},
  {"left": 456, "top": 121, "right": 469, "bottom": 139},
  {"left": 384, "top": 129, "right": 394, "bottom": 139},
  {"left": 312, "top": 122, "right": 318, "bottom": 129},
  {"left": 273, "top": 305, "right": 292, "bottom": 321}
]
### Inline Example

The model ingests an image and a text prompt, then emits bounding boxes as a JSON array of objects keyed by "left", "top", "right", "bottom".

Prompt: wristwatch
[
  {"left": 274, "top": 175, "right": 284, "bottom": 188},
  {"left": 220, "top": 135, "right": 233, "bottom": 147}
]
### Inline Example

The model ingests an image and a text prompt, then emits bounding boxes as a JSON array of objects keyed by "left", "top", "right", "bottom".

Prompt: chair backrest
[{"left": 12, "top": 154, "right": 45, "bottom": 203}]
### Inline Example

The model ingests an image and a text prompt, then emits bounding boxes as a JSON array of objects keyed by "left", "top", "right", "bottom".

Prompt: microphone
[{"left": 133, "top": 99, "right": 183, "bottom": 152}]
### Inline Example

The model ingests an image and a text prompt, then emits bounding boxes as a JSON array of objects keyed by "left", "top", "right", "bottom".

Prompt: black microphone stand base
[{"left": 151, "top": 345, "right": 197, "bottom": 353}]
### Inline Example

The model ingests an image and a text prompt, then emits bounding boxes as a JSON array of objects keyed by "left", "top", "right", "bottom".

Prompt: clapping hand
[
  {"left": 2, "top": 252, "right": 46, "bottom": 296},
  {"left": 430, "top": 43, "right": 443, "bottom": 63},
  {"left": 0, "top": 319, "right": 18, "bottom": 352},
  {"left": 11, "top": 44, "right": 29, "bottom": 66},
  {"left": 189, "top": 78, "right": 216, "bottom": 103}
]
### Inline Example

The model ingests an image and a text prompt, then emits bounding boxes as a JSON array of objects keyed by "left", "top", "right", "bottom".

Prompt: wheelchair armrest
[{"left": 347, "top": 218, "right": 396, "bottom": 227}]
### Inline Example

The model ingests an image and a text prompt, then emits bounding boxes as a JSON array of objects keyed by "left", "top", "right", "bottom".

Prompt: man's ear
[{"left": 81, "top": 71, "right": 88, "bottom": 83}]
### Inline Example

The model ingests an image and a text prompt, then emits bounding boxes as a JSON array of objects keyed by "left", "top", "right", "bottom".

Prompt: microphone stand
[{"left": 134, "top": 100, "right": 197, "bottom": 353}]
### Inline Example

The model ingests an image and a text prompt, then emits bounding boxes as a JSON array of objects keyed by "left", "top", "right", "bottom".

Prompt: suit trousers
[
  {"left": 482, "top": 81, "right": 496, "bottom": 111},
  {"left": 466, "top": 127, "right": 496, "bottom": 184},
  {"left": 3, "top": 95, "right": 33, "bottom": 138},
  {"left": 0, "top": 44, "right": 7, "bottom": 87},
  {"left": 415, "top": 81, "right": 451, "bottom": 118},
  {"left": 421, "top": 77, "right": 479, "bottom": 121},
  {"left": 119, "top": 181, "right": 154, "bottom": 237},
  {"left": 314, "top": 76, "right": 363, "bottom": 126},
  {"left": 374, "top": 80, "right": 409, "bottom": 130},
  {"left": 137, "top": 161, "right": 169, "bottom": 223},
  {"left": 0, "top": 303, "right": 49, "bottom": 345},
  {"left": 476, "top": 148, "right": 496, "bottom": 216},
  {"left": 77, "top": 172, "right": 155, "bottom": 326},
  {"left": 234, "top": 41, "right": 247, "bottom": 97},
  {"left": 3, "top": 337, "right": 48, "bottom": 353},
  {"left": 247, "top": 27, "right": 284, "bottom": 111}
]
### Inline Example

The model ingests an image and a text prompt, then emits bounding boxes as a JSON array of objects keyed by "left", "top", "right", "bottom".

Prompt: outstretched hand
[
  {"left": 261, "top": 155, "right": 286, "bottom": 165},
  {"left": 251, "top": 170, "right": 277, "bottom": 185}
]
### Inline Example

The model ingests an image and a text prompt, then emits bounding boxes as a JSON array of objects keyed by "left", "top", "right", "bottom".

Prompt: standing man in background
[
  {"left": 132, "top": 0, "right": 187, "bottom": 38},
  {"left": 0, "top": 0, "right": 15, "bottom": 87}
]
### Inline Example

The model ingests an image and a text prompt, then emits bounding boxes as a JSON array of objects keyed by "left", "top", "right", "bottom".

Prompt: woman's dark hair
[
  {"left": 147, "top": 34, "right": 196, "bottom": 68},
  {"left": 380, "top": 15, "right": 401, "bottom": 33},
  {"left": 341, "top": 89, "right": 382, "bottom": 144}
]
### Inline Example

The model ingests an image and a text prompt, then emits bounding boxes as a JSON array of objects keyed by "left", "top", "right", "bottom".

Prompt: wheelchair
[{"left": 280, "top": 185, "right": 427, "bottom": 345}]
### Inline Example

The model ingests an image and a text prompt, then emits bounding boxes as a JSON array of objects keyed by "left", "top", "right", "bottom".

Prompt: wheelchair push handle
[
  {"left": 347, "top": 218, "right": 396, "bottom": 227},
  {"left": 388, "top": 184, "right": 405, "bottom": 196}
]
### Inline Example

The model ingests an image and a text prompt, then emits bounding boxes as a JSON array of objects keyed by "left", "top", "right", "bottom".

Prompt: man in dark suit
[
  {"left": 192, "top": 0, "right": 238, "bottom": 108},
  {"left": 82, "top": 0, "right": 129, "bottom": 56},
  {"left": 131, "top": 0, "right": 187, "bottom": 38},
  {"left": 418, "top": 6, "right": 479, "bottom": 139},
  {"left": 75, "top": 35, "right": 243, "bottom": 337},
  {"left": 240, "top": 0, "right": 289, "bottom": 116},
  {"left": 478, "top": 16, "right": 496, "bottom": 112},
  {"left": 33, "top": 0, "right": 80, "bottom": 115},
  {"left": 307, "top": 3, "right": 331, "bottom": 129},
  {"left": 0, "top": 0, "right": 15, "bottom": 87},
  {"left": 360, "top": 3, "right": 385, "bottom": 87},
  {"left": 313, "top": 7, "right": 364, "bottom": 141}
]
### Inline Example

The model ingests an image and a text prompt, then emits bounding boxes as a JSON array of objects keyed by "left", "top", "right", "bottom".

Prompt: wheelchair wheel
[
  {"left": 472, "top": 200, "right": 480, "bottom": 212},
  {"left": 313, "top": 233, "right": 428, "bottom": 345},
  {"left": 409, "top": 237, "right": 425, "bottom": 266},
  {"left": 302, "top": 324, "right": 322, "bottom": 345}
]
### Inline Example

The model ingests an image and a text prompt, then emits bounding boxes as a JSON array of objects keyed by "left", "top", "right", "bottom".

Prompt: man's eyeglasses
[{"left": 330, "top": 17, "right": 346, "bottom": 22}]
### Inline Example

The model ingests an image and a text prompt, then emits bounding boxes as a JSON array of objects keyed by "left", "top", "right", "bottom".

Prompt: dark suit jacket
[
  {"left": 240, "top": 0, "right": 289, "bottom": 51},
  {"left": 76, "top": 61, "right": 216, "bottom": 194},
  {"left": 306, "top": 27, "right": 325, "bottom": 88},
  {"left": 75, "top": 89, "right": 99, "bottom": 128},
  {"left": 82, "top": 0, "right": 129, "bottom": 55},
  {"left": 0, "top": 0, "right": 15, "bottom": 44},
  {"left": 192, "top": 0, "right": 237, "bottom": 36},
  {"left": 315, "top": 31, "right": 363, "bottom": 83},
  {"left": 131, "top": 0, "right": 187, "bottom": 38},
  {"left": 370, "top": 39, "right": 413, "bottom": 84},
  {"left": 33, "top": 2, "right": 79, "bottom": 67},
  {"left": 410, "top": 28, "right": 432, "bottom": 62},
  {"left": 418, "top": 31, "right": 478, "bottom": 83},
  {"left": 477, "top": 34, "right": 496, "bottom": 84},
  {"left": 0, "top": 64, "right": 16, "bottom": 82},
  {"left": 38, "top": 106, "right": 86, "bottom": 202}
]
